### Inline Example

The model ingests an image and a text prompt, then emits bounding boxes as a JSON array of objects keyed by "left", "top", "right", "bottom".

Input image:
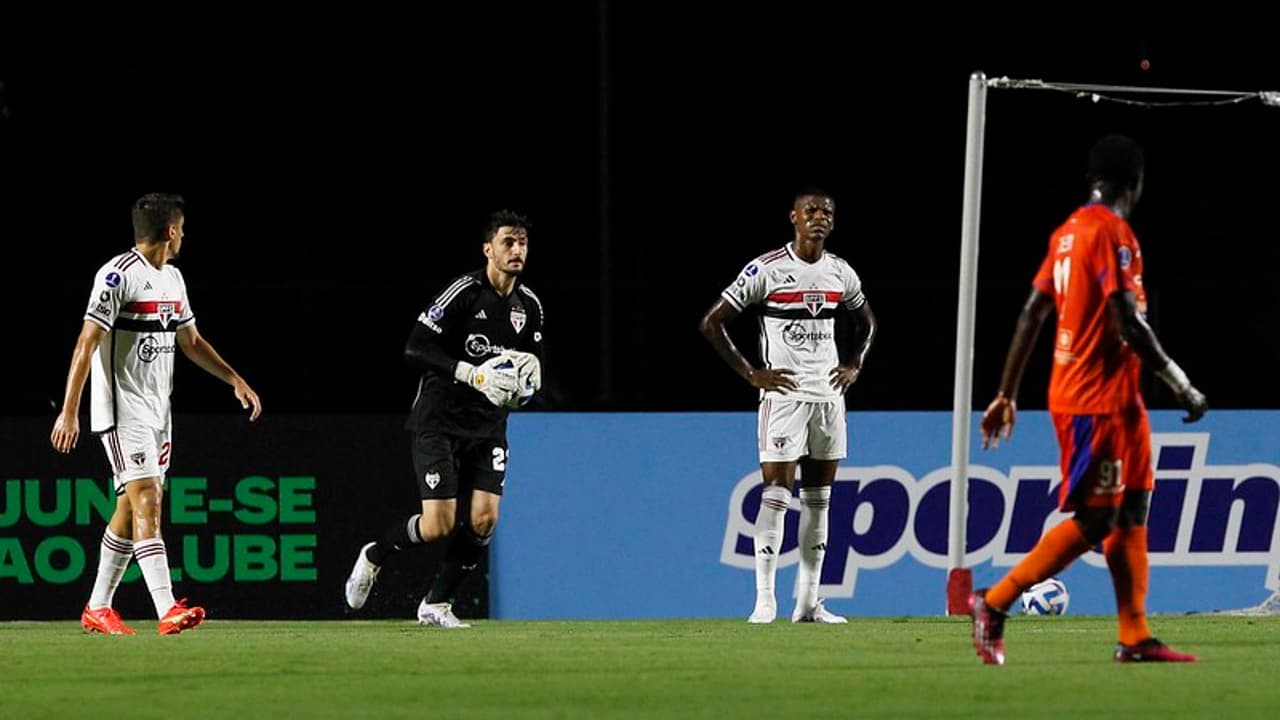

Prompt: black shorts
[{"left": 411, "top": 431, "right": 508, "bottom": 500}]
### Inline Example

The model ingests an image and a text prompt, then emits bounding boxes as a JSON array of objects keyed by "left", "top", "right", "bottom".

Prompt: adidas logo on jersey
[
  {"left": 144, "top": 281, "right": 153, "bottom": 290},
  {"left": 475, "top": 310, "right": 487, "bottom": 319}
]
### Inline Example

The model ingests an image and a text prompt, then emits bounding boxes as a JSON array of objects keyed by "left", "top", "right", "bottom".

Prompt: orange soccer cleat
[
  {"left": 81, "top": 605, "right": 137, "bottom": 635},
  {"left": 158, "top": 598, "right": 206, "bottom": 635}
]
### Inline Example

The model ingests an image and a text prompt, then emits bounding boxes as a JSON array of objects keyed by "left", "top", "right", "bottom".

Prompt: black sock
[
  {"left": 425, "top": 525, "right": 491, "bottom": 604},
  {"left": 366, "top": 513, "right": 424, "bottom": 566}
]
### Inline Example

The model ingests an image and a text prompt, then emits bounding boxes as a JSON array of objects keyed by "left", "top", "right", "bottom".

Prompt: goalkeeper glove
[
  {"left": 500, "top": 350, "right": 542, "bottom": 408},
  {"left": 455, "top": 355, "right": 520, "bottom": 407}
]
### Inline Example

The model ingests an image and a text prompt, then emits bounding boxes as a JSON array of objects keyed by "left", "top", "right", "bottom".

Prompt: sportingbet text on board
[{"left": 497, "top": 411, "right": 1280, "bottom": 618}]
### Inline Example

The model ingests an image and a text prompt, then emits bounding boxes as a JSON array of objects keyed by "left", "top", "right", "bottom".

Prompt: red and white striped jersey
[
  {"left": 721, "top": 243, "right": 866, "bottom": 401},
  {"left": 83, "top": 248, "right": 194, "bottom": 432}
]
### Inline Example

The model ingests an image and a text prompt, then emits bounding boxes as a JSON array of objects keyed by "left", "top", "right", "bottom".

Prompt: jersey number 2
[{"left": 492, "top": 447, "right": 507, "bottom": 471}]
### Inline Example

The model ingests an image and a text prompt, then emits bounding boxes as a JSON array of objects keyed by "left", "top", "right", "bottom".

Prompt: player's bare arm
[
  {"left": 830, "top": 300, "right": 878, "bottom": 393},
  {"left": 50, "top": 320, "right": 107, "bottom": 453},
  {"left": 176, "top": 324, "right": 262, "bottom": 421},
  {"left": 981, "top": 289, "right": 1055, "bottom": 448},
  {"left": 1107, "top": 290, "right": 1208, "bottom": 423},
  {"left": 699, "top": 298, "right": 798, "bottom": 392}
]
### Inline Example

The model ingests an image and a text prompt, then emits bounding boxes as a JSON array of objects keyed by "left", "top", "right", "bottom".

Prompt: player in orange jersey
[{"left": 970, "top": 135, "right": 1208, "bottom": 665}]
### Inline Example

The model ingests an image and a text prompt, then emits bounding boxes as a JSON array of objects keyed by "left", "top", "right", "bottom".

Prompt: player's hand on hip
[
  {"left": 828, "top": 363, "right": 862, "bottom": 393},
  {"left": 980, "top": 395, "right": 1016, "bottom": 449},
  {"left": 234, "top": 378, "right": 262, "bottom": 421},
  {"left": 747, "top": 367, "right": 798, "bottom": 393},
  {"left": 50, "top": 412, "right": 79, "bottom": 454},
  {"left": 1176, "top": 385, "right": 1208, "bottom": 423}
]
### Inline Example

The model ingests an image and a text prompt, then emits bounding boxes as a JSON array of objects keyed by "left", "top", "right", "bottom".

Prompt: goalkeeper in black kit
[{"left": 343, "top": 209, "right": 546, "bottom": 627}]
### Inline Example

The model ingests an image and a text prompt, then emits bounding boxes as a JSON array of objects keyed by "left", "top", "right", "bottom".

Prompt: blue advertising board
[{"left": 494, "top": 411, "right": 1280, "bottom": 619}]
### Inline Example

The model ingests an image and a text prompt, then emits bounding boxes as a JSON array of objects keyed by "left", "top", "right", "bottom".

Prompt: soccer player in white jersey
[
  {"left": 700, "top": 188, "right": 877, "bottom": 623},
  {"left": 51, "top": 193, "right": 262, "bottom": 635}
]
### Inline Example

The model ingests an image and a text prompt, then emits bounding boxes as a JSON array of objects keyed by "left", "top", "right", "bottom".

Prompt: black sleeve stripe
[{"left": 85, "top": 313, "right": 112, "bottom": 330}]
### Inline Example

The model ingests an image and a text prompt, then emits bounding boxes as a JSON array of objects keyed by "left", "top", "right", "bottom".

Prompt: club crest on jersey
[
  {"left": 157, "top": 302, "right": 175, "bottom": 328},
  {"left": 510, "top": 307, "right": 527, "bottom": 333},
  {"left": 803, "top": 292, "right": 825, "bottom": 317}
]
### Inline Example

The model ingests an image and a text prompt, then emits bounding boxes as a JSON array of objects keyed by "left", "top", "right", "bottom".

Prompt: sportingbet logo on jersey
[{"left": 720, "top": 432, "right": 1280, "bottom": 597}]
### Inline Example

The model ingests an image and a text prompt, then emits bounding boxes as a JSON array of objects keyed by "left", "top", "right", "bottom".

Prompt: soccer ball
[
  {"left": 502, "top": 352, "right": 540, "bottom": 409},
  {"left": 1020, "top": 578, "right": 1070, "bottom": 616},
  {"left": 505, "top": 372, "right": 537, "bottom": 408}
]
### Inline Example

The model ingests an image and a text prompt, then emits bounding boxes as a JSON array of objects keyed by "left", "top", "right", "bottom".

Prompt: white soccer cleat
[
  {"left": 344, "top": 542, "right": 381, "bottom": 610},
  {"left": 748, "top": 598, "right": 777, "bottom": 624},
  {"left": 792, "top": 600, "right": 847, "bottom": 624},
  {"left": 418, "top": 601, "right": 472, "bottom": 629}
]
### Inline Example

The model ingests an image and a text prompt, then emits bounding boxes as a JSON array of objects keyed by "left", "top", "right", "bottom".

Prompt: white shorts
[
  {"left": 757, "top": 397, "right": 847, "bottom": 462},
  {"left": 100, "top": 424, "right": 171, "bottom": 494}
]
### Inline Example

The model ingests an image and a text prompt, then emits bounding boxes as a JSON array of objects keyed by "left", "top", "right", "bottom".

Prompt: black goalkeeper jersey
[{"left": 404, "top": 269, "right": 546, "bottom": 439}]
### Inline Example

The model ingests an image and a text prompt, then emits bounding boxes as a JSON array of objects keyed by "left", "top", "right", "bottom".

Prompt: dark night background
[{"left": 3, "top": 5, "right": 1277, "bottom": 422}]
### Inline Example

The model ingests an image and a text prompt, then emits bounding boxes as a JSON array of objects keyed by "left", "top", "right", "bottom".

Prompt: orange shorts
[{"left": 1050, "top": 404, "right": 1152, "bottom": 512}]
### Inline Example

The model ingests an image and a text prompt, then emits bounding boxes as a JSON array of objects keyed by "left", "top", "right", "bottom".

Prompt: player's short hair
[
  {"left": 132, "top": 193, "right": 185, "bottom": 242},
  {"left": 483, "top": 209, "right": 531, "bottom": 243},
  {"left": 1087, "top": 135, "right": 1144, "bottom": 191},
  {"left": 793, "top": 186, "right": 834, "bottom": 208}
]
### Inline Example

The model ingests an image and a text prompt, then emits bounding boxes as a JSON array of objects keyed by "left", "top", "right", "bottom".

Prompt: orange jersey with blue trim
[{"left": 1032, "top": 204, "right": 1146, "bottom": 414}]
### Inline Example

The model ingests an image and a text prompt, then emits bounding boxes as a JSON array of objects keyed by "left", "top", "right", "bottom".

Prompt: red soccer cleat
[
  {"left": 158, "top": 598, "right": 206, "bottom": 635},
  {"left": 81, "top": 605, "right": 136, "bottom": 635},
  {"left": 1115, "top": 638, "right": 1198, "bottom": 663},
  {"left": 969, "top": 589, "right": 1007, "bottom": 665}
]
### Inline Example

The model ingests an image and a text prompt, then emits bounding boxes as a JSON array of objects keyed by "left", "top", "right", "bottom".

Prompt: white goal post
[{"left": 944, "top": 72, "right": 1278, "bottom": 615}]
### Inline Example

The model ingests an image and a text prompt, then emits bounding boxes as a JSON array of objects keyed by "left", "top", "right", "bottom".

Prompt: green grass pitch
[{"left": 2, "top": 615, "right": 1278, "bottom": 718}]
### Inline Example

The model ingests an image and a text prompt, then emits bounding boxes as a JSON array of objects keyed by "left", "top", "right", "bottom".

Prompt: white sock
[
  {"left": 133, "top": 537, "right": 176, "bottom": 617},
  {"left": 796, "top": 486, "right": 831, "bottom": 613},
  {"left": 754, "top": 485, "right": 792, "bottom": 605},
  {"left": 88, "top": 529, "right": 133, "bottom": 610}
]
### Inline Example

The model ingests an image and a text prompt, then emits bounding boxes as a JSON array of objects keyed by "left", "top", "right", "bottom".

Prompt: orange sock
[
  {"left": 986, "top": 519, "right": 1092, "bottom": 611},
  {"left": 1104, "top": 525, "right": 1151, "bottom": 646}
]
